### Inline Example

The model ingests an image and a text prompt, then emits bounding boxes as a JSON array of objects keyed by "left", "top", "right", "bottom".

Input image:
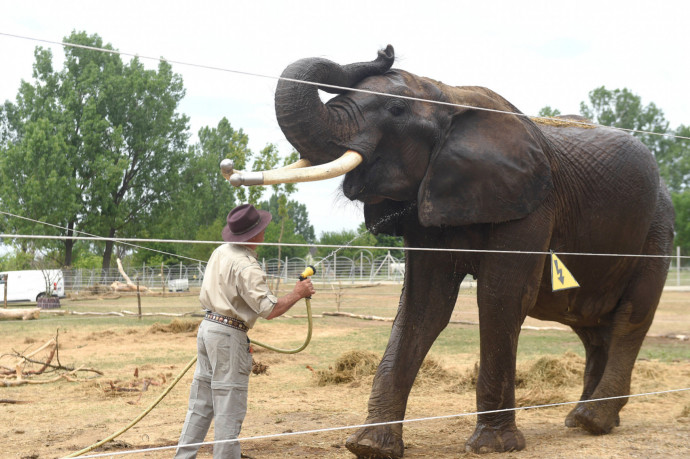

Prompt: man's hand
[
  {"left": 294, "top": 278, "right": 315, "bottom": 299},
  {"left": 267, "top": 279, "right": 316, "bottom": 320}
]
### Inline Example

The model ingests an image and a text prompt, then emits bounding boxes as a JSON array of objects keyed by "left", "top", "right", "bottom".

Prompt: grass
[{"left": 1, "top": 284, "right": 687, "bottom": 370}]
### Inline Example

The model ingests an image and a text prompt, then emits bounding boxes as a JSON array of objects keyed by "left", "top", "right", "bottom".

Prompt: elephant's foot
[
  {"left": 465, "top": 423, "right": 525, "bottom": 454},
  {"left": 345, "top": 424, "right": 404, "bottom": 459},
  {"left": 565, "top": 403, "right": 620, "bottom": 434}
]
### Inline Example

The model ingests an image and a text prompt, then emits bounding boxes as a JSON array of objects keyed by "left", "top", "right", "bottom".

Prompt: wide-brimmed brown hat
[{"left": 221, "top": 204, "right": 272, "bottom": 242}]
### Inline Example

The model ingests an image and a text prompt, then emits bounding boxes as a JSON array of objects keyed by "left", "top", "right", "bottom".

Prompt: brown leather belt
[{"left": 204, "top": 311, "right": 249, "bottom": 332}]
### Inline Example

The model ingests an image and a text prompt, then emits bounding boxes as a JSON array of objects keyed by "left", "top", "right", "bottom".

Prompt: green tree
[
  {"left": 135, "top": 118, "right": 254, "bottom": 265},
  {"left": 656, "top": 125, "right": 690, "bottom": 193},
  {"left": 252, "top": 148, "right": 306, "bottom": 289},
  {"left": 538, "top": 106, "right": 561, "bottom": 118},
  {"left": 317, "top": 228, "right": 377, "bottom": 259},
  {"left": 579, "top": 86, "right": 669, "bottom": 156},
  {"left": 258, "top": 194, "right": 315, "bottom": 243},
  {"left": 0, "top": 47, "right": 83, "bottom": 266},
  {"left": 543, "top": 88, "right": 690, "bottom": 255},
  {"left": 359, "top": 222, "right": 404, "bottom": 258},
  {"left": 0, "top": 31, "right": 190, "bottom": 270}
]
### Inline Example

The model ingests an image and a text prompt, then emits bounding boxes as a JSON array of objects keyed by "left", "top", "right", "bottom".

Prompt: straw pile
[
  {"left": 315, "top": 351, "right": 457, "bottom": 386},
  {"left": 315, "top": 350, "right": 380, "bottom": 386},
  {"left": 149, "top": 319, "right": 201, "bottom": 334}
]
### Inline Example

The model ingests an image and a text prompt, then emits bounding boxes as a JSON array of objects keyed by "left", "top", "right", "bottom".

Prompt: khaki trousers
[{"left": 175, "top": 319, "right": 252, "bottom": 458}]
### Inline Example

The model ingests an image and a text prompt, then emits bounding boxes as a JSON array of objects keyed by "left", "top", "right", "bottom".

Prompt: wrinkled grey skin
[{"left": 274, "top": 46, "right": 675, "bottom": 457}]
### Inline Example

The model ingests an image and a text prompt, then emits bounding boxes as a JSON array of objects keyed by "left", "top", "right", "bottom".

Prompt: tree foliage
[
  {"left": 542, "top": 86, "right": 690, "bottom": 256},
  {"left": 0, "top": 31, "right": 190, "bottom": 270},
  {"left": 580, "top": 86, "right": 670, "bottom": 158},
  {"left": 132, "top": 117, "right": 255, "bottom": 265}
]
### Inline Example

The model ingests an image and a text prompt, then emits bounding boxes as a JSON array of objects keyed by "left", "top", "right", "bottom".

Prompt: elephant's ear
[{"left": 418, "top": 109, "right": 553, "bottom": 227}]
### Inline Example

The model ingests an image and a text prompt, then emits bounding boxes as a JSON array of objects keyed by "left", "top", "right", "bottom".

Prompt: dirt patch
[{"left": 1, "top": 287, "right": 689, "bottom": 458}]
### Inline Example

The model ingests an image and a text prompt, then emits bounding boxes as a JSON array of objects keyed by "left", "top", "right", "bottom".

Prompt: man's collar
[{"left": 229, "top": 243, "right": 257, "bottom": 258}]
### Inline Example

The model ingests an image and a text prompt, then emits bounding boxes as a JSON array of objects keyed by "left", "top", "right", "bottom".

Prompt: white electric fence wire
[
  {"left": 69, "top": 387, "right": 690, "bottom": 458},
  {"left": 0, "top": 210, "right": 207, "bottom": 264},
  {"left": 2, "top": 232, "right": 687, "bottom": 260},
  {"left": 1, "top": 31, "right": 689, "bottom": 142},
  {"left": 2, "top": 33, "right": 687, "bottom": 458}
]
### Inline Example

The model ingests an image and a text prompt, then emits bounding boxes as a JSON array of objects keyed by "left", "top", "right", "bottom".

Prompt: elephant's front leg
[
  {"left": 345, "top": 250, "right": 463, "bottom": 459},
  {"left": 465, "top": 251, "right": 546, "bottom": 454}
]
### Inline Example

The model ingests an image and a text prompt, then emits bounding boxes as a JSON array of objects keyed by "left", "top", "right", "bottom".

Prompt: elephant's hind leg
[
  {"left": 565, "top": 326, "right": 613, "bottom": 428},
  {"left": 569, "top": 257, "right": 667, "bottom": 434}
]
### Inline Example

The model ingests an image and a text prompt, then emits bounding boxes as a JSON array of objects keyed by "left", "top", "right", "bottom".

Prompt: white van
[{"left": 0, "top": 269, "right": 65, "bottom": 302}]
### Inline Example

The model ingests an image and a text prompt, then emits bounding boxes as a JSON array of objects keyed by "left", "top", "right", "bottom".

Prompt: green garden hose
[
  {"left": 249, "top": 297, "right": 313, "bottom": 353},
  {"left": 63, "top": 355, "right": 198, "bottom": 458}
]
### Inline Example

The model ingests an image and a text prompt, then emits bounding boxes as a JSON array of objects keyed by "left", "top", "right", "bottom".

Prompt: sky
[{"left": 1, "top": 0, "right": 689, "bottom": 238}]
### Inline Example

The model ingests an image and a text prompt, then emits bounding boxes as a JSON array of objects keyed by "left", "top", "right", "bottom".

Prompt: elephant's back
[
  {"left": 531, "top": 121, "right": 673, "bottom": 324},
  {"left": 539, "top": 122, "right": 662, "bottom": 254}
]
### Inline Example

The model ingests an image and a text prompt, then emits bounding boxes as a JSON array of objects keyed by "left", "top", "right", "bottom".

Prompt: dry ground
[{"left": 1, "top": 285, "right": 689, "bottom": 458}]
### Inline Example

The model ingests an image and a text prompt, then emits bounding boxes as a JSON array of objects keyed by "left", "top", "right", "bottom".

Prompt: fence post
[
  {"left": 360, "top": 252, "right": 363, "bottom": 281},
  {"left": 137, "top": 278, "right": 142, "bottom": 321},
  {"left": 677, "top": 246, "right": 681, "bottom": 287},
  {"left": 2, "top": 274, "right": 7, "bottom": 308},
  {"left": 161, "top": 263, "right": 166, "bottom": 297}
]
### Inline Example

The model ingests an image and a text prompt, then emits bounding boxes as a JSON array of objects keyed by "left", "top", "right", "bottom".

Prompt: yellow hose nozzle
[{"left": 299, "top": 265, "right": 316, "bottom": 280}]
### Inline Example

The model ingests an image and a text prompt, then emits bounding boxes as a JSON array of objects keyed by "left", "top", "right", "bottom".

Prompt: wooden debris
[
  {"left": 323, "top": 311, "right": 393, "bottom": 322},
  {"left": 1, "top": 331, "right": 103, "bottom": 386},
  {"left": 0, "top": 308, "right": 40, "bottom": 321},
  {"left": 111, "top": 258, "right": 149, "bottom": 292}
]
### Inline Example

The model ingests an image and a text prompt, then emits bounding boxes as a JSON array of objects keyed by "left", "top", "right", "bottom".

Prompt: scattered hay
[
  {"left": 679, "top": 404, "right": 690, "bottom": 420},
  {"left": 531, "top": 115, "right": 596, "bottom": 129},
  {"left": 449, "top": 352, "right": 584, "bottom": 395},
  {"left": 315, "top": 351, "right": 455, "bottom": 387},
  {"left": 415, "top": 356, "right": 456, "bottom": 386},
  {"left": 516, "top": 351, "right": 584, "bottom": 389},
  {"left": 149, "top": 319, "right": 200, "bottom": 334},
  {"left": 516, "top": 387, "right": 570, "bottom": 406},
  {"left": 449, "top": 363, "right": 479, "bottom": 393},
  {"left": 252, "top": 358, "right": 269, "bottom": 375},
  {"left": 314, "top": 350, "right": 380, "bottom": 386},
  {"left": 633, "top": 360, "right": 667, "bottom": 381},
  {"left": 86, "top": 330, "right": 116, "bottom": 341}
]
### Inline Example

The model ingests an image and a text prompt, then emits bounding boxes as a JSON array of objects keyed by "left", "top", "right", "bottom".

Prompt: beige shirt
[{"left": 199, "top": 243, "right": 277, "bottom": 328}]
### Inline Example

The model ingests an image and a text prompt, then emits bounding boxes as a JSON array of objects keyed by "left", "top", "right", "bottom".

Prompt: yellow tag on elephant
[{"left": 551, "top": 253, "right": 579, "bottom": 291}]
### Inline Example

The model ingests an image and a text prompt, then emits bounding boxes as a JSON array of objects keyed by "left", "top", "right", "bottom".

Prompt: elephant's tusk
[
  {"left": 227, "top": 150, "right": 362, "bottom": 186},
  {"left": 220, "top": 157, "right": 313, "bottom": 181}
]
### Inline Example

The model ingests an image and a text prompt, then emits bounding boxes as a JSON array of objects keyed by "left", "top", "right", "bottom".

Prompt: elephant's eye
[{"left": 387, "top": 101, "right": 406, "bottom": 117}]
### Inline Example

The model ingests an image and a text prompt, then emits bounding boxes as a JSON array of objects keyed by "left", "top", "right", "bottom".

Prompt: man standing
[{"left": 176, "top": 204, "right": 315, "bottom": 458}]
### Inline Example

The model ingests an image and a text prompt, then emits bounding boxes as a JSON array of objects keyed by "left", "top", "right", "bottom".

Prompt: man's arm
[{"left": 265, "top": 278, "right": 315, "bottom": 320}]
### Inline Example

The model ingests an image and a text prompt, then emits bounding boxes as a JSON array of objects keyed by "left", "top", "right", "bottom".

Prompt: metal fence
[
  {"left": 61, "top": 251, "right": 408, "bottom": 293},
  {"left": 55, "top": 249, "right": 690, "bottom": 293}
]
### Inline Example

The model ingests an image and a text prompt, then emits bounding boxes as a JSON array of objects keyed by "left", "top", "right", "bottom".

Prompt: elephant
[{"left": 228, "top": 45, "right": 675, "bottom": 456}]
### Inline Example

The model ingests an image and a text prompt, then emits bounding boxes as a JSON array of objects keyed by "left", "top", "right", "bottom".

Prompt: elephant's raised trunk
[{"left": 274, "top": 45, "right": 395, "bottom": 165}]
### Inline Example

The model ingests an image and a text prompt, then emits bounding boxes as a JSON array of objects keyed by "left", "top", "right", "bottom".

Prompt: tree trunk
[
  {"left": 101, "top": 227, "right": 116, "bottom": 272},
  {"left": 64, "top": 221, "right": 75, "bottom": 267}
]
